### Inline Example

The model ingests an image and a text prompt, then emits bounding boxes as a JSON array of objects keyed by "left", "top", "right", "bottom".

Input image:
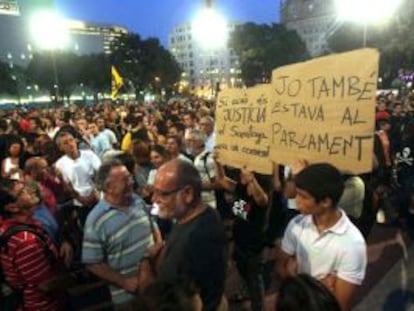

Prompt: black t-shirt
[
  {"left": 396, "top": 132, "right": 414, "bottom": 181},
  {"left": 158, "top": 207, "right": 227, "bottom": 311},
  {"left": 231, "top": 173, "right": 271, "bottom": 254}
]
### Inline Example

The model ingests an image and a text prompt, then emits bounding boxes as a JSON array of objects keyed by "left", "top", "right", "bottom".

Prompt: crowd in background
[{"left": 0, "top": 91, "right": 412, "bottom": 311}]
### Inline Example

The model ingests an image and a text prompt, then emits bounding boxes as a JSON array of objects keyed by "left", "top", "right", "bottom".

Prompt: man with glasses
[
  {"left": 0, "top": 179, "right": 63, "bottom": 311},
  {"left": 199, "top": 116, "right": 216, "bottom": 153},
  {"left": 148, "top": 159, "right": 228, "bottom": 311},
  {"left": 82, "top": 159, "right": 160, "bottom": 310}
]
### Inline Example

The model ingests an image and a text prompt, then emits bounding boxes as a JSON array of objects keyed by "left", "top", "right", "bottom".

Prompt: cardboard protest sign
[
  {"left": 215, "top": 85, "right": 273, "bottom": 174},
  {"left": 268, "top": 49, "right": 379, "bottom": 174}
]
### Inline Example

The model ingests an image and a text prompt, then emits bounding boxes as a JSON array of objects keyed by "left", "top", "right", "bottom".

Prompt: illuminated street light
[
  {"left": 335, "top": 0, "right": 402, "bottom": 46},
  {"left": 29, "top": 10, "right": 70, "bottom": 103},
  {"left": 192, "top": 7, "right": 228, "bottom": 50},
  {"left": 30, "top": 10, "right": 70, "bottom": 50},
  {"left": 192, "top": 3, "right": 228, "bottom": 98}
]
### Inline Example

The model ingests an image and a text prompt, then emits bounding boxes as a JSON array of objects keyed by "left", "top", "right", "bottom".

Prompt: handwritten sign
[
  {"left": 215, "top": 85, "right": 273, "bottom": 174},
  {"left": 268, "top": 49, "right": 379, "bottom": 174},
  {"left": 214, "top": 49, "right": 379, "bottom": 175}
]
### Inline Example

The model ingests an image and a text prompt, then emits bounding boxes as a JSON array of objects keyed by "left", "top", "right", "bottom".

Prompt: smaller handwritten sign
[{"left": 215, "top": 85, "right": 273, "bottom": 174}]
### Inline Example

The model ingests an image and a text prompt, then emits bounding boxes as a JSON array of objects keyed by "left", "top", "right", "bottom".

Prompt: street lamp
[
  {"left": 192, "top": 3, "right": 228, "bottom": 98},
  {"left": 335, "top": 0, "right": 402, "bottom": 47},
  {"left": 29, "top": 10, "right": 70, "bottom": 104}
]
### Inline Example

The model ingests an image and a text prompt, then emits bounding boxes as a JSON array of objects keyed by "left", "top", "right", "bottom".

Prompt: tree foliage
[
  {"left": 110, "top": 33, "right": 181, "bottom": 94},
  {"left": 229, "top": 23, "right": 309, "bottom": 87},
  {"left": 26, "top": 52, "right": 110, "bottom": 100},
  {"left": 0, "top": 61, "right": 18, "bottom": 95},
  {"left": 328, "top": 6, "right": 414, "bottom": 87}
]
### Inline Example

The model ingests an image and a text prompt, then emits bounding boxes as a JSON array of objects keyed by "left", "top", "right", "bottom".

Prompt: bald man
[{"left": 151, "top": 159, "right": 228, "bottom": 311}]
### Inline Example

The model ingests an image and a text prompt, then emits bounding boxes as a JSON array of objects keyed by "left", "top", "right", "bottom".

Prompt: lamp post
[
  {"left": 335, "top": 0, "right": 402, "bottom": 47},
  {"left": 30, "top": 10, "right": 69, "bottom": 104},
  {"left": 192, "top": 1, "right": 228, "bottom": 98}
]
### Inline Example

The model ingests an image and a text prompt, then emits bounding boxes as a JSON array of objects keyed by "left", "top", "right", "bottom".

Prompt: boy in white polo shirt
[{"left": 277, "top": 163, "right": 367, "bottom": 311}]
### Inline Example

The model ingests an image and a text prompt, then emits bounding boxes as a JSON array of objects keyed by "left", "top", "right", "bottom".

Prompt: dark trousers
[{"left": 234, "top": 247, "right": 264, "bottom": 311}]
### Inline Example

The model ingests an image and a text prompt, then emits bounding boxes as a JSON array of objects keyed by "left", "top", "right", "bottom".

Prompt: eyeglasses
[
  {"left": 153, "top": 186, "right": 184, "bottom": 198},
  {"left": 14, "top": 185, "right": 29, "bottom": 199}
]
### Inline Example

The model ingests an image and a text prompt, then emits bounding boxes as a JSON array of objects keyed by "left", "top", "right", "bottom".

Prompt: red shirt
[
  {"left": 0, "top": 219, "right": 61, "bottom": 311},
  {"left": 375, "top": 111, "right": 390, "bottom": 121}
]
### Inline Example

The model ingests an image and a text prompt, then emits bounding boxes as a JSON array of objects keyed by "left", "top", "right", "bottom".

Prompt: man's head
[
  {"left": 377, "top": 100, "right": 387, "bottom": 112},
  {"left": 186, "top": 129, "right": 206, "bottom": 156},
  {"left": 377, "top": 118, "right": 390, "bottom": 132},
  {"left": 56, "top": 131, "right": 79, "bottom": 158},
  {"left": 393, "top": 102, "right": 402, "bottom": 115},
  {"left": 0, "top": 180, "right": 40, "bottom": 217},
  {"left": 96, "top": 159, "right": 134, "bottom": 202},
  {"left": 88, "top": 122, "right": 99, "bottom": 137},
  {"left": 183, "top": 111, "right": 197, "bottom": 129},
  {"left": 199, "top": 116, "right": 214, "bottom": 136},
  {"left": 152, "top": 159, "right": 202, "bottom": 221},
  {"left": 166, "top": 135, "right": 183, "bottom": 157},
  {"left": 75, "top": 117, "right": 87, "bottom": 133},
  {"left": 96, "top": 117, "right": 106, "bottom": 131},
  {"left": 24, "top": 157, "right": 49, "bottom": 182},
  {"left": 294, "top": 163, "right": 344, "bottom": 215},
  {"left": 168, "top": 123, "right": 185, "bottom": 138}
]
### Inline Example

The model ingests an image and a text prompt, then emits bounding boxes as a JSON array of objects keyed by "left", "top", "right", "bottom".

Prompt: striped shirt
[
  {"left": 82, "top": 194, "right": 155, "bottom": 305},
  {"left": 0, "top": 219, "right": 60, "bottom": 311}
]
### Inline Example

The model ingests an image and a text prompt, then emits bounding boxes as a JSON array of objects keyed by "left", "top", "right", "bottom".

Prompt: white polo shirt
[{"left": 281, "top": 210, "right": 367, "bottom": 285}]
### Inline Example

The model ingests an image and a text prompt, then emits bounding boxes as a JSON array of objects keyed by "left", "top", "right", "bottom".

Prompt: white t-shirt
[
  {"left": 194, "top": 150, "right": 216, "bottom": 209},
  {"left": 56, "top": 150, "right": 102, "bottom": 206},
  {"left": 281, "top": 210, "right": 367, "bottom": 285}
]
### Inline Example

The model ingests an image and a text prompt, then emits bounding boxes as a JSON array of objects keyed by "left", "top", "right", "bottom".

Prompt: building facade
[
  {"left": 0, "top": 0, "right": 19, "bottom": 15},
  {"left": 168, "top": 22, "right": 242, "bottom": 93},
  {"left": 67, "top": 20, "right": 128, "bottom": 56},
  {"left": 0, "top": 0, "right": 128, "bottom": 68},
  {"left": 280, "top": 0, "right": 336, "bottom": 57}
]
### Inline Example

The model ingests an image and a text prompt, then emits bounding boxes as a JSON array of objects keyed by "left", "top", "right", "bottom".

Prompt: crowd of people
[{"left": 0, "top": 92, "right": 412, "bottom": 311}]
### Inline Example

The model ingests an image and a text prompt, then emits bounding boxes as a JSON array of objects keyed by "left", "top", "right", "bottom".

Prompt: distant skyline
[{"left": 55, "top": 0, "right": 281, "bottom": 46}]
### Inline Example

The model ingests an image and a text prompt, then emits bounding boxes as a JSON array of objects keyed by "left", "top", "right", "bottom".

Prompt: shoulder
[
  {"left": 80, "top": 149, "right": 96, "bottom": 158},
  {"left": 192, "top": 208, "right": 225, "bottom": 238},
  {"left": 85, "top": 200, "right": 113, "bottom": 228},
  {"left": 56, "top": 155, "right": 69, "bottom": 166},
  {"left": 0, "top": 222, "right": 45, "bottom": 250},
  {"left": 289, "top": 214, "right": 308, "bottom": 228},
  {"left": 131, "top": 194, "right": 146, "bottom": 208},
  {"left": 344, "top": 218, "right": 366, "bottom": 246}
]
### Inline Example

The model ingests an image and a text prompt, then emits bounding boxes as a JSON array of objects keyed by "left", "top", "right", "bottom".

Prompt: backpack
[{"left": 0, "top": 223, "right": 55, "bottom": 311}]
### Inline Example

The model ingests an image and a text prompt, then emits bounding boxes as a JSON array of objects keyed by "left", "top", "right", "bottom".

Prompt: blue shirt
[
  {"left": 91, "top": 133, "right": 112, "bottom": 159},
  {"left": 82, "top": 194, "right": 155, "bottom": 305}
]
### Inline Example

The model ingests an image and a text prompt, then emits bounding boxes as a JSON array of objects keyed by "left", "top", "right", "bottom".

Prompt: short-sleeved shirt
[
  {"left": 0, "top": 219, "right": 60, "bottom": 311},
  {"left": 55, "top": 150, "right": 101, "bottom": 206},
  {"left": 194, "top": 151, "right": 216, "bottom": 208},
  {"left": 158, "top": 208, "right": 227, "bottom": 311},
  {"left": 281, "top": 210, "right": 367, "bottom": 285},
  {"left": 90, "top": 133, "right": 112, "bottom": 159},
  {"left": 82, "top": 194, "right": 155, "bottom": 305}
]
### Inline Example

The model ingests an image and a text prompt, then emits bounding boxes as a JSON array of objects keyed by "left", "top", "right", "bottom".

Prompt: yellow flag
[{"left": 111, "top": 66, "right": 124, "bottom": 100}]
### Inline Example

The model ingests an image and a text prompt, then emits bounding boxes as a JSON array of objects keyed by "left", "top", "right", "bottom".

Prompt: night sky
[{"left": 55, "top": 0, "right": 281, "bottom": 46}]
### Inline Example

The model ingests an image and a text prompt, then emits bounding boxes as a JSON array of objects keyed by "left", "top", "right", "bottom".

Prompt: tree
[
  {"left": 229, "top": 23, "right": 309, "bottom": 87},
  {"left": 0, "top": 61, "right": 18, "bottom": 96},
  {"left": 328, "top": 6, "right": 414, "bottom": 87},
  {"left": 78, "top": 54, "right": 111, "bottom": 99},
  {"left": 110, "top": 33, "right": 181, "bottom": 96},
  {"left": 26, "top": 52, "right": 80, "bottom": 102},
  {"left": 26, "top": 52, "right": 111, "bottom": 102}
]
